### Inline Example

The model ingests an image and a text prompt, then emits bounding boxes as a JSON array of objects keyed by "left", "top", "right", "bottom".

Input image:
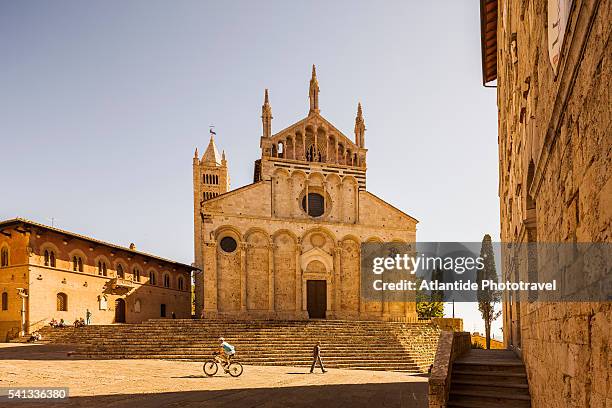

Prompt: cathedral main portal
[{"left": 306, "top": 280, "right": 327, "bottom": 319}]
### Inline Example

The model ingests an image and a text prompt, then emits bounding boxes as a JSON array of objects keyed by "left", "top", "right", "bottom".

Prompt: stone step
[
  {"left": 452, "top": 370, "right": 528, "bottom": 385},
  {"left": 447, "top": 391, "right": 531, "bottom": 408},
  {"left": 452, "top": 361, "right": 526, "bottom": 374},
  {"left": 40, "top": 320, "right": 439, "bottom": 373},
  {"left": 450, "top": 381, "right": 530, "bottom": 396}
]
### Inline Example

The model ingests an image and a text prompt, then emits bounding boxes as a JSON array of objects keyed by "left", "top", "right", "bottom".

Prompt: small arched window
[
  {"left": 1, "top": 292, "right": 8, "bottom": 311},
  {"left": 133, "top": 268, "right": 141, "bottom": 282},
  {"left": 44, "top": 250, "right": 56, "bottom": 266},
  {"left": 163, "top": 274, "right": 170, "bottom": 288},
  {"left": 0, "top": 247, "right": 8, "bottom": 267},
  {"left": 117, "top": 264, "right": 124, "bottom": 278},
  {"left": 72, "top": 256, "right": 83, "bottom": 272},
  {"left": 98, "top": 261, "right": 107, "bottom": 276},
  {"left": 98, "top": 295, "right": 108, "bottom": 310},
  {"left": 278, "top": 142, "right": 284, "bottom": 157},
  {"left": 178, "top": 277, "right": 184, "bottom": 291},
  {"left": 149, "top": 271, "right": 156, "bottom": 285},
  {"left": 56, "top": 292, "right": 68, "bottom": 311}
]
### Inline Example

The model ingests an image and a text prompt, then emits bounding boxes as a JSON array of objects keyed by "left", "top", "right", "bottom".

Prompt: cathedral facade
[{"left": 193, "top": 67, "right": 418, "bottom": 321}]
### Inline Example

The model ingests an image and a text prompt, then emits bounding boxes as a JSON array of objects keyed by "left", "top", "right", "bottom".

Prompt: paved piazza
[{"left": 0, "top": 344, "right": 428, "bottom": 408}]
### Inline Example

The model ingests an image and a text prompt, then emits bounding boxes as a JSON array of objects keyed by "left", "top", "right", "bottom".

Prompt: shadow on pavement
[
  {"left": 12, "top": 382, "right": 429, "bottom": 408},
  {"left": 0, "top": 344, "right": 95, "bottom": 360}
]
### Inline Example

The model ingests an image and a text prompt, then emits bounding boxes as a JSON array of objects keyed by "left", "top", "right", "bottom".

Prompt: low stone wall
[
  {"left": 428, "top": 331, "right": 471, "bottom": 408},
  {"left": 431, "top": 318, "right": 463, "bottom": 332}
]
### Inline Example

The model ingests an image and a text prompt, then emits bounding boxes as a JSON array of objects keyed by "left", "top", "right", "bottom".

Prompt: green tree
[
  {"left": 416, "top": 272, "right": 445, "bottom": 319},
  {"left": 477, "top": 234, "right": 502, "bottom": 349}
]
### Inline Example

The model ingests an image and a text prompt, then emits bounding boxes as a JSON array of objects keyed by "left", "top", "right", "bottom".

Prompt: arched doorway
[{"left": 114, "top": 298, "right": 126, "bottom": 323}]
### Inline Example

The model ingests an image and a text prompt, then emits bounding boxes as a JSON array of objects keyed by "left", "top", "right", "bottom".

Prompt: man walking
[
  {"left": 310, "top": 341, "right": 327, "bottom": 373},
  {"left": 85, "top": 309, "right": 92, "bottom": 325}
]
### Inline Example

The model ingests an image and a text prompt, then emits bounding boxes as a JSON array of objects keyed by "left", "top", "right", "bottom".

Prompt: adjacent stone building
[
  {"left": 481, "top": 0, "right": 610, "bottom": 406},
  {"left": 193, "top": 66, "right": 418, "bottom": 321},
  {"left": 0, "top": 218, "right": 194, "bottom": 341}
]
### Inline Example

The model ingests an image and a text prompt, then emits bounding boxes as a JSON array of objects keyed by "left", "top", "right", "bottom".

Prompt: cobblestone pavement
[{"left": 0, "top": 344, "right": 428, "bottom": 408}]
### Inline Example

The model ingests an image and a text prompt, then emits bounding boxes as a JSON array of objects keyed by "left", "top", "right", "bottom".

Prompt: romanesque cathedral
[{"left": 193, "top": 66, "right": 417, "bottom": 321}]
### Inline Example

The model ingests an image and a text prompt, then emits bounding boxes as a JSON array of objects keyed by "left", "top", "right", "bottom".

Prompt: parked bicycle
[{"left": 203, "top": 352, "right": 243, "bottom": 377}]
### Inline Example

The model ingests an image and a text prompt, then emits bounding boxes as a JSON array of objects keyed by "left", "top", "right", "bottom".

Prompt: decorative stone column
[
  {"left": 333, "top": 244, "right": 342, "bottom": 317},
  {"left": 268, "top": 243, "right": 275, "bottom": 315},
  {"left": 301, "top": 127, "right": 306, "bottom": 159},
  {"left": 240, "top": 243, "right": 247, "bottom": 313},
  {"left": 358, "top": 244, "right": 365, "bottom": 317}
]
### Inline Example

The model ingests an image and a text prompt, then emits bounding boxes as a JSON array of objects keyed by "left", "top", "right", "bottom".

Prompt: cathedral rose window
[
  {"left": 302, "top": 193, "right": 325, "bottom": 217},
  {"left": 220, "top": 236, "right": 238, "bottom": 253}
]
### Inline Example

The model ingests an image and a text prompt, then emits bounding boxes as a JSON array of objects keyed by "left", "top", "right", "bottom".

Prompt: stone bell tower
[{"left": 193, "top": 132, "right": 229, "bottom": 313}]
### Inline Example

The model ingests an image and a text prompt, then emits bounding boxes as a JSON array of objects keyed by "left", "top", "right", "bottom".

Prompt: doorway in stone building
[
  {"left": 307, "top": 280, "right": 327, "bottom": 319},
  {"left": 114, "top": 298, "right": 126, "bottom": 323}
]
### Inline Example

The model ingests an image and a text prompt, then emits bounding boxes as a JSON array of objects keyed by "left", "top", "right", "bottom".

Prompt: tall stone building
[
  {"left": 193, "top": 66, "right": 418, "bottom": 321},
  {"left": 481, "top": 0, "right": 610, "bottom": 406}
]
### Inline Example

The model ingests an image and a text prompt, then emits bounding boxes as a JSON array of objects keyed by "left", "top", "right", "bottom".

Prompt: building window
[
  {"left": 149, "top": 271, "right": 156, "bottom": 285},
  {"left": 134, "top": 299, "right": 141, "bottom": 313},
  {"left": 44, "top": 250, "right": 56, "bottom": 267},
  {"left": 133, "top": 268, "right": 141, "bottom": 282},
  {"left": 117, "top": 264, "right": 124, "bottom": 278},
  {"left": 163, "top": 274, "right": 170, "bottom": 288},
  {"left": 220, "top": 237, "right": 237, "bottom": 253},
  {"left": 98, "top": 261, "right": 107, "bottom": 276},
  {"left": 98, "top": 295, "right": 108, "bottom": 310},
  {"left": 302, "top": 193, "right": 325, "bottom": 217},
  {"left": 72, "top": 256, "right": 83, "bottom": 272},
  {"left": 0, "top": 248, "right": 8, "bottom": 267},
  {"left": 178, "top": 277, "right": 184, "bottom": 291},
  {"left": 56, "top": 292, "right": 68, "bottom": 311},
  {"left": 1, "top": 292, "right": 7, "bottom": 311}
]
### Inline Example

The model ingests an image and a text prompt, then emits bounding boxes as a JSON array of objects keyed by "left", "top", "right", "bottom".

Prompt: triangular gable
[{"left": 361, "top": 191, "right": 419, "bottom": 224}]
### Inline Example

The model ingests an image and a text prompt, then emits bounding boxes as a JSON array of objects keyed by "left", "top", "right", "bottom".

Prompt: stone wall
[
  {"left": 496, "top": 0, "right": 610, "bottom": 406},
  {"left": 428, "top": 331, "right": 471, "bottom": 408}
]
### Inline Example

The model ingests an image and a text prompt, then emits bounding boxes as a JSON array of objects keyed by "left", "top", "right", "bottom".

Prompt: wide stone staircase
[
  {"left": 37, "top": 319, "right": 440, "bottom": 373},
  {"left": 447, "top": 349, "right": 531, "bottom": 408}
]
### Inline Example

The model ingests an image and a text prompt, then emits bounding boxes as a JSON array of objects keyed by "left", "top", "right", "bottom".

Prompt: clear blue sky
[{"left": 0, "top": 1, "right": 501, "bottom": 338}]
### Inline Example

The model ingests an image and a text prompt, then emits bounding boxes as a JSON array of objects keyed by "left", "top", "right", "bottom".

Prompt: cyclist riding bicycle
[{"left": 217, "top": 337, "right": 235, "bottom": 371}]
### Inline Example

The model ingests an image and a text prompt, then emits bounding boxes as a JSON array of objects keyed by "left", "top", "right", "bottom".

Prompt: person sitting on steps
[{"left": 217, "top": 337, "right": 235, "bottom": 371}]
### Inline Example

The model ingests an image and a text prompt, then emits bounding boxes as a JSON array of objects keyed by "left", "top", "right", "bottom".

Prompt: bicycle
[{"left": 203, "top": 352, "right": 244, "bottom": 377}]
